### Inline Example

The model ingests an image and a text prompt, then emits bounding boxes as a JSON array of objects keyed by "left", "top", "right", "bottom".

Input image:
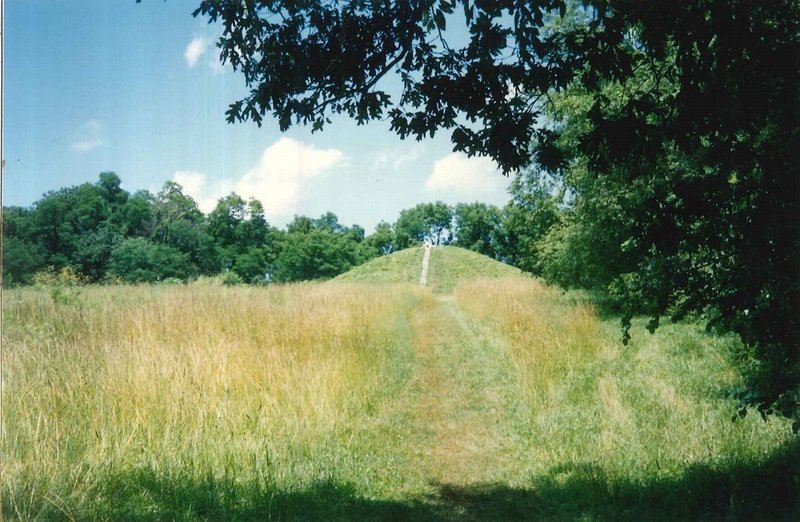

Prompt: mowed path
[{"left": 401, "top": 289, "right": 525, "bottom": 491}]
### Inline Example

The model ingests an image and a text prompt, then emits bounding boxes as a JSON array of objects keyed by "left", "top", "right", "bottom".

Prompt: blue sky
[{"left": 4, "top": 0, "right": 512, "bottom": 232}]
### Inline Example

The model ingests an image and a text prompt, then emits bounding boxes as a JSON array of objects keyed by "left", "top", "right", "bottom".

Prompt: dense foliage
[
  {"left": 3, "top": 173, "right": 377, "bottom": 285},
  {"left": 3, "top": 173, "right": 517, "bottom": 286}
]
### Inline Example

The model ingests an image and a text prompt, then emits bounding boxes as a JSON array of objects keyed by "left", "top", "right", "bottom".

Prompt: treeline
[{"left": 1, "top": 172, "right": 556, "bottom": 286}]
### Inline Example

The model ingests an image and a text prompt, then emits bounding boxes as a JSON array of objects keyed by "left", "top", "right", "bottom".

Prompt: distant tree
[
  {"left": 208, "top": 193, "right": 248, "bottom": 248},
  {"left": 286, "top": 215, "right": 314, "bottom": 235},
  {"left": 394, "top": 207, "right": 427, "bottom": 250},
  {"left": 113, "top": 190, "right": 155, "bottom": 237},
  {"left": 364, "top": 221, "right": 395, "bottom": 256},
  {"left": 2, "top": 206, "right": 37, "bottom": 243},
  {"left": 28, "top": 177, "right": 117, "bottom": 277},
  {"left": 72, "top": 224, "right": 123, "bottom": 282},
  {"left": 96, "top": 172, "right": 129, "bottom": 209},
  {"left": 422, "top": 202, "right": 453, "bottom": 246},
  {"left": 232, "top": 248, "right": 269, "bottom": 283},
  {"left": 2, "top": 237, "right": 46, "bottom": 285},
  {"left": 275, "top": 228, "right": 352, "bottom": 281},
  {"left": 274, "top": 212, "right": 366, "bottom": 281},
  {"left": 500, "top": 173, "right": 562, "bottom": 274},
  {"left": 395, "top": 202, "right": 453, "bottom": 248},
  {"left": 312, "top": 211, "right": 342, "bottom": 233},
  {"left": 108, "top": 237, "right": 196, "bottom": 283},
  {"left": 152, "top": 181, "right": 218, "bottom": 274},
  {"left": 452, "top": 202, "right": 503, "bottom": 258},
  {"left": 152, "top": 181, "right": 204, "bottom": 244},
  {"left": 237, "top": 198, "right": 270, "bottom": 247}
]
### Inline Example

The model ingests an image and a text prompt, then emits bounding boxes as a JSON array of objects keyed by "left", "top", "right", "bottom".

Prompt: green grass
[
  {"left": 426, "top": 246, "right": 525, "bottom": 293},
  {"left": 333, "top": 246, "right": 424, "bottom": 286},
  {"left": 3, "top": 249, "right": 798, "bottom": 520}
]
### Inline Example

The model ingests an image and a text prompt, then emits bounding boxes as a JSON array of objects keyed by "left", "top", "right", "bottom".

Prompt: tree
[
  {"left": 2, "top": 237, "right": 46, "bottom": 285},
  {"left": 96, "top": 172, "right": 129, "bottom": 209},
  {"left": 527, "top": 2, "right": 800, "bottom": 423},
  {"left": 208, "top": 193, "right": 248, "bottom": 249},
  {"left": 364, "top": 221, "right": 396, "bottom": 257},
  {"left": 501, "top": 173, "right": 562, "bottom": 273},
  {"left": 272, "top": 212, "right": 367, "bottom": 281},
  {"left": 452, "top": 202, "right": 503, "bottom": 258},
  {"left": 195, "top": 0, "right": 800, "bottom": 423},
  {"left": 114, "top": 190, "right": 155, "bottom": 237},
  {"left": 395, "top": 202, "right": 453, "bottom": 248},
  {"left": 274, "top": 228, "right": 359, "bottom": 282},
  {"left": 27, "top": 178, "right": 116, "bottom": 276},
  {"left": 152, "top": 181, "right": 218, "bottom": 274},
  {"left": 108, "top": 237, "right": 196, "bottom": 283},
  {"left": 193, "top": 0, "right": 572, "bottom": 173},
  {"left": 72, "top": 224, "right": 122, "bottom": 282}
]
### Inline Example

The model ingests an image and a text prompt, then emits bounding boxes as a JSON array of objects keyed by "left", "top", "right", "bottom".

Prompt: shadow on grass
[
  {"left": 429, "top": 440, "right": 800, "bottom": 521},
  {"left": 8, "top": 441, "right": 798, "bottom": 521}
]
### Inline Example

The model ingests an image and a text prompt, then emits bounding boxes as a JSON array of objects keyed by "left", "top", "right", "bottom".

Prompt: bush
[
  {"left": 32, "top": 266, "right": 85, "bottom": 287},
  {"left": 220, "top": 271, "right": 243, "bottom": 286},
  {"left": 108, "top": 238, "right": 196, "bottom": 283}
]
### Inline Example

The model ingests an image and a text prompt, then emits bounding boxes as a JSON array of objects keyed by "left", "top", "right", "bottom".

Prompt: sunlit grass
[
  {"left": 454, "top": 278, "right": 794, "bottom": 493},
  {"left": 1, "top": 282, "right": 425, "bottom": 519},
  {"left": 2, "top": 266, "right": 797, "bottom": 520},
  {"left": 333, "top": 247, "right": 423, "bottom": 286},
  {"left": 427, "top": 246, "right": 524, "bottom": 294}
]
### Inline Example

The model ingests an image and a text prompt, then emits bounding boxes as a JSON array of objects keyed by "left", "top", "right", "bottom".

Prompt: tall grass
[
  {"left": 2, "top": 282, "right": 423, "bottom": 519},
  {"left": 455, "top": 278, "right": 795, "bottom": 508},
  {"left": 3, "top": 272, "right": 797, "bottom": 520}
]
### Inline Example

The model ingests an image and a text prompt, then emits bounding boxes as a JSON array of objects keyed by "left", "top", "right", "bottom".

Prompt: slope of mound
[
  {"left": 334, "top": 247, "right": 424, "bottom": 285},
  {"left": 427, "top": 246, "right": 525, "bottom": 293},
  {"left": 335, "top": 245, "right": 525, "bottom": 293}
]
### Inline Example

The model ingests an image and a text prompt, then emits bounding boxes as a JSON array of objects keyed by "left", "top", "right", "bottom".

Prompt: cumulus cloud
[
  {"left": 70, "top": 119, "right": 106, "bottom": 152},
  {"left": 173, "top": 137, "right": 346, "bottom": 218},
  {"left": 424, "top": 153, "right": 505, "bottom": 197},
  {"left": 184, "top": 35, "right": 208, "bottom": 67},
  {"left": 172, "top": 170, "right": 233, "bottom": 214}
]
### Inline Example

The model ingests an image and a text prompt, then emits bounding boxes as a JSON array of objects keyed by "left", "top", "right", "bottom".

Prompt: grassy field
[{"left": 3, "top": 249, "right": 798, "bottom": 520}]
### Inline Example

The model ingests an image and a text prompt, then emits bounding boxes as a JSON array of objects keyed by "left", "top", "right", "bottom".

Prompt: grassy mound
[
  {"left": 427, "top": 246, "right": 525, "bottom": 293},
  {"left": 335, "top": 245, "right": 525, "bottom": 293},
  {"left": 333, "top": 247, "right": 424, "bottom": 286}
]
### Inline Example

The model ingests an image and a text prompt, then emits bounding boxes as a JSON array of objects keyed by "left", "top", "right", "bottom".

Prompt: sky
[{"left": 3, "top": 0, "right": 512, "bottom": 232}]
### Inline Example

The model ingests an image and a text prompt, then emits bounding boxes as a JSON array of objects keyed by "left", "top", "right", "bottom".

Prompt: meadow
[{"left": 2, "top": 248, "right": 798, "bottom": 520}]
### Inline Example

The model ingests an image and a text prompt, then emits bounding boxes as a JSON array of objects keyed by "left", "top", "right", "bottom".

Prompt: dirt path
[{"left": 406, "top": 294, "right": 523, "bottom": 488}]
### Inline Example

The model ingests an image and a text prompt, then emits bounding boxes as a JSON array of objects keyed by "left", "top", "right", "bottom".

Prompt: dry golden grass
[
  {"left": 2, "top": 269, "right": 796, "bottom": 520},
  {"left": 454, "top": 277, "right": 601, "bottom": 412},
  {"left": 454, "top": 276, "right": 792, "bottom": 484},
  {"left": 2, "top": 282, "right": 424, "bottom": 518}
]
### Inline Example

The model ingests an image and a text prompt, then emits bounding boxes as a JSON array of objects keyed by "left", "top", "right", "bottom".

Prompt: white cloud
[
  {"left": 372, "top": 146, "right": 421, "bottom": 171},
  {"left": 71, "top": 139, "right": 105, "bottom": 152},
  {"left": 184, "top": 35, "right": 208, "bottom": 67},
  {"left": 172, "top": 137, "right": 346, "bottom": 218},
  {"left": 172, "top": 170, "right": 233, "bottom": 214},
  {"left": 424, "top": 153, "right": 505, "bottom": 197},
  {"left": 70, "top": 119, "right": 106, "bottom": 152}
]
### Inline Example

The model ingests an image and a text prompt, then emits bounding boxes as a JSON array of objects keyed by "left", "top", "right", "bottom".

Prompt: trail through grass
[
  {"left": 405, "top": 296, "right": 523, "bottom": 487},
  {"left": 3, "top": 248, "right": 799, "bottom": 520}
]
